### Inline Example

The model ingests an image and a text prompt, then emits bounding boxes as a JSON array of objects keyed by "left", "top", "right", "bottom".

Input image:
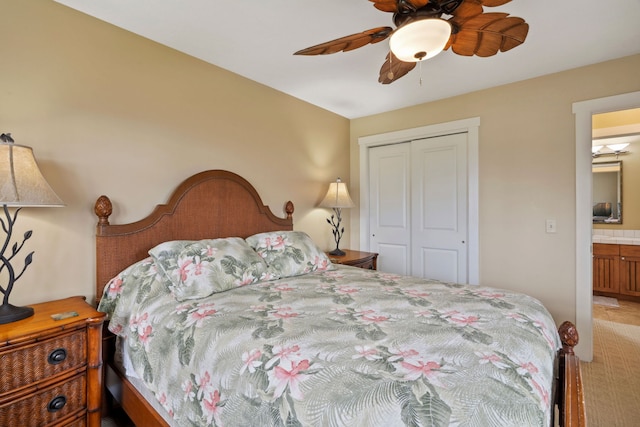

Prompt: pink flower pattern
[
  {"left": 185, "top": 302, "right": 217, "bottom": 328},
  {"left": 263, "top": 236, "right": 286, "bottom": 251},
  {"left": 313, "top": 256, "right": 332, "bottom": 270},
  {"left": 475, "top": 352, "right": 509, "bottom": 369},
  {"left": 268, "top": 359, "right": 310, "bottom": 400},
  {"left": 176, "top": 257, "right": 194, "bottom": 283},
  {"left": 399, "top": 359, "right": 442, "bottom": 382},
  {"left": 107, "top": 276, "right": 123, "bottom": 296},
  {"left": 201, "top": 389, "right": 223, "bottom": 426},
  {"left": 353, "top": 345, "right": 381, "bottom": 361},
  {"left": 270, "top": 306, "right": 300, "bottom": 319},
  {"left": 240, "top": 348, "right": 263, "bottom": 374},
  {"left": 181, "top": 379, "right": 196, "bottom": 402},
  {"left": 388, "top": 347, "right": 419, "bottom": 362},
  {"left": 403, "top": 288, "right": 431, "bottom": 298},
  {"left": 336, "top": 285, "right": 359, "bottom": 295},
  {"left": 449, "top": 313, "right": 480, "bottom": 327},
  {"left": 266, "top": 344, "right": 301, "bottom": 369},
  {"left": 357, "top": 309, "right": 391, "bottom": 325}
]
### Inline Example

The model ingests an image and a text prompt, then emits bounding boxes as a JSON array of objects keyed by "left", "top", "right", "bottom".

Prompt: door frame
[
  {"left": 358, "top": 117, "right": 480, "bottom": 285},
  {"left": 573, "top": 90, "right": 640, "bottom": 361}
]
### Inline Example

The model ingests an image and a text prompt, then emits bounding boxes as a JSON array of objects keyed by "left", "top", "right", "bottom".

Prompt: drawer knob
[
  {"left": 47, "top": 395, "right": 67, "bottom": 412},
  {"left": 48, "top": 348, "right": 67, "bottom": 365}
]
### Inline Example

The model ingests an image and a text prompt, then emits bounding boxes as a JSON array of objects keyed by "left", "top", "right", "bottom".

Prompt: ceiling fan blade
[
  {"left": 479, "top": 0, "right": 513, "bottom": 7},
  {"left": 448, "top": 0, "right": 484, "bottom": 19},
  {"left": 294, "top": 27, "right": 393, "bottom": 55},
  {"left": 405, "top": 0, "right": 431, "bottom": 9},
  {"left": 447, "top": 12, "right": 528, "bottom": 56},
  {"left": 378, "top": 52, "right": 416, "bottom": 84},
  {"left": 370, "top": 0, "right": 401, "bottom": 13},
  {"left": 446, "top": 0, "right": 514, "bottom": 19}
]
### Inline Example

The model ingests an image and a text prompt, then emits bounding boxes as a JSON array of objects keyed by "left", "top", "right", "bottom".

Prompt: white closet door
[
  {"left": 411, "top": 133, "right": 468, "bottom": 283},
  {"left": 368, "top": 143, "right": 411, "bottom": 275}
]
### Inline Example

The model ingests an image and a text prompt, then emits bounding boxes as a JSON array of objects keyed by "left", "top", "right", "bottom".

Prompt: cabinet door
[
  {"left": 593, "top": 253, "right": 619, "bottom": 293},
  {"left": 620, "top": 245, "right": 640, "bottom": 297}
]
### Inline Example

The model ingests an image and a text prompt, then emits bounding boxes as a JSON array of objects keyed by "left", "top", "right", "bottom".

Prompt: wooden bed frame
[{"left": 94, "top": 170, "right": 585, "bottom": 427}]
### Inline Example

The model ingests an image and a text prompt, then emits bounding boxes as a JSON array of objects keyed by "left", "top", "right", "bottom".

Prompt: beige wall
[
  {"left": 1, "top": 0, "right": 350, "bottom": 306},
  {"left": 350, "top": 54, "right": 640, "bottom": 325}
]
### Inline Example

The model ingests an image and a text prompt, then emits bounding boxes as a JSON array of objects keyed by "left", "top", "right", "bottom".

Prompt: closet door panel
[
  {"left": 411, "top": 133, "right": 468, "bottom": 283},
  {"left": 368, "top": 143, "right": 411, "bottom": 275}
]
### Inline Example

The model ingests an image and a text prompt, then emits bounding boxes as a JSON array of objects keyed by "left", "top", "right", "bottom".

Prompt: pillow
[
  {"left": 148, "top": 237, "right": 272, "bottom": 301},
  {"left": 98, "top": 257, "right": 156, "bottom": 318},
  {"left": 245, "top": 231, "right": 334, "bottom": 278}
]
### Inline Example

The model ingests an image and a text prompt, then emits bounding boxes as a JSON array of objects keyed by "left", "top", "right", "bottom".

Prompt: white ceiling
[{"left": 54, "top": 0, "right": 640, "bottom": 119}]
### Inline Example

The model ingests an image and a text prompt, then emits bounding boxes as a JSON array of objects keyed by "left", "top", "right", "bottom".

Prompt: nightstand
[
  {"left": 328, "top": 249, "right": 378, "bottom": 270},
  {"left": 0, "top": 296, "right": 105, "bottom": 427}
]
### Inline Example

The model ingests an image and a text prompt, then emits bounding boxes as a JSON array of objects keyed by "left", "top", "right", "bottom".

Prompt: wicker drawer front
[
  {"left": 0, "top": 373, "right": 86, "bottom": 427},
  {"left": 0, "top": 329, "right": 86, "bottom": 395}
]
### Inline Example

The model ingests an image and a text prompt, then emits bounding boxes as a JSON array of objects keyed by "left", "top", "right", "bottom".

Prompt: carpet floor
[{"left": 580, "top": 318, "right": 640, "bottom": 426}]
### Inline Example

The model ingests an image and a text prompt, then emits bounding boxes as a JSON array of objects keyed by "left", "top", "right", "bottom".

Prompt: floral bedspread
[{"left": 99, "top": 263, "right": 560, "bottom": 427}]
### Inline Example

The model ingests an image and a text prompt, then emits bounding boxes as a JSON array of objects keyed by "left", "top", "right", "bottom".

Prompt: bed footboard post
[
  {"left": 557, "top": 321, "right": 587, "bottom": 427},
  {"left": 285, "top": 200, "right": 294, "bottom": 219}
]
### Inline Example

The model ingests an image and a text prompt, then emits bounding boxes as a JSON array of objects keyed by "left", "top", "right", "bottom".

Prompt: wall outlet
[{"left": 546, "top": 219, "right": 557, "bottom": 233}]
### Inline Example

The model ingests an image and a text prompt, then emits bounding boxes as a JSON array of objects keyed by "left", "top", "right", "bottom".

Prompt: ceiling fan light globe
[{"left": 389, "top": 19, "right": 451, "bottom": 63}]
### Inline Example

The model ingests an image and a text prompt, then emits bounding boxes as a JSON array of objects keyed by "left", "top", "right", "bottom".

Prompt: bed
[{"left": 94, "top": 170, "right": 585, "bottom": 427}]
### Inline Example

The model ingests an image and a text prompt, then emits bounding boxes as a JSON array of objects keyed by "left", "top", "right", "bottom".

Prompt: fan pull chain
[
  {"left": 419, "top": 60, "right": 423, "bottom": 86},
  {"left": 387, "top": 52, "right": 394, "bottom": 81}
]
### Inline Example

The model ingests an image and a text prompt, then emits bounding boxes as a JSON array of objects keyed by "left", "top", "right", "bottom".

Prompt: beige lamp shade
[
  {"left": 0, "top": 142, "right": 64, "bottom": 207},
  {"left": 319, "top": 178, "right": 355, "bottom": 209}
]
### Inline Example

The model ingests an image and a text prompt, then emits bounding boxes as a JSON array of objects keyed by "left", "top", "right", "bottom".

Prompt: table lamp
[
  {"left": 0, "top": 133, "right": 64, "bottom": 324},
  {"left": 319, "top": 178, "right": 355, "bottom": 256}
]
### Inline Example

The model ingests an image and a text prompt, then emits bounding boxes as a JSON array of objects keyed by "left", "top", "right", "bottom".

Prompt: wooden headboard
[{"left": 94, "top": 170, "right": 294, "bottom": 304}]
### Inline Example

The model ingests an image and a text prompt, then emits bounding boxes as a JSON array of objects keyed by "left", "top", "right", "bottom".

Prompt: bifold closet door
[{"left": 368, "top": 133, "right": 468, "bottom": 282}]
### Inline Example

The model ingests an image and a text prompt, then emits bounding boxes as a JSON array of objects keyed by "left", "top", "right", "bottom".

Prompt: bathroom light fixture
[{"left": 592, "top": 143, "right": 630, "bottom": 158}]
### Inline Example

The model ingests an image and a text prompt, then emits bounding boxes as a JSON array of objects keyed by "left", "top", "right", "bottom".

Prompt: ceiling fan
[{"left": 294, "top": 0, "right": 529, "bottom": 84}]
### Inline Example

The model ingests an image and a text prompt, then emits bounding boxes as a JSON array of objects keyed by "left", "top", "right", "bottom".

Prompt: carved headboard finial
[{"left": 95, "top": 195, "right": 113, "bottom": 226}]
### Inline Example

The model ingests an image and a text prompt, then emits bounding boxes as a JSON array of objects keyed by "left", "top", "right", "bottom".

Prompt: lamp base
[
  {"left": 328, "top": 248, "right": 346, "bottom": 256},
  {"left": 0, "top": 303, "right": 35, "bottom": 325}
]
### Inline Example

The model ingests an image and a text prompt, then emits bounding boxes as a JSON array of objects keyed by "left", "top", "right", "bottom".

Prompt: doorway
[{"left": 573, "top": 90, "right": 640, "bottom": 361}]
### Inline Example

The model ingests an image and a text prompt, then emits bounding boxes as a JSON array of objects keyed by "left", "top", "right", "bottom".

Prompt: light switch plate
[{"left": 546, "top": 219, "right": 557, "bottom": 233}]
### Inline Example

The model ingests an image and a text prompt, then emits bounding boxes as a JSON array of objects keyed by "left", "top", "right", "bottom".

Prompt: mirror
[{"left": 592, "top": 160, "right": 622, "bottom": 223}]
